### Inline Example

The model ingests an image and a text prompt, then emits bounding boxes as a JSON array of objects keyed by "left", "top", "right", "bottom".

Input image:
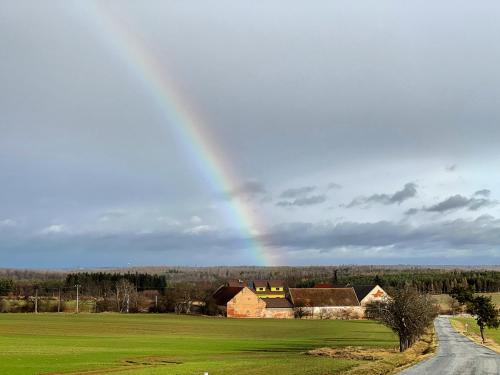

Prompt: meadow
[
  {"left": 431, "top": 292, "right": 500, "bottom": 313},
  {"left": 0, "top": 313, "right": 397, "bottom": 375}
]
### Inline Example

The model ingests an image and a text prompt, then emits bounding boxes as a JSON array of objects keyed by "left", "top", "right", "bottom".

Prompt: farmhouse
[
  {"left": 288, "top": 287, "right": 363, "bottom": 319},
  {"left": 213, "top": 285, "right": 293, "bottom": 318},
  {"left": 212, "top": 282, "right": 388, "bottom": 319}
]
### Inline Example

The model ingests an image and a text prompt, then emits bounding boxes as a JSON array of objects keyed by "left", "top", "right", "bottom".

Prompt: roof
[
  {"left": 227, "top": 279, "right": 246, "bottom": 287},
  {"left": 212, "top": 286, "right": 244, "bottom": 305},
  {"left": 253, "top": 280, "right": 269, "bottom": 288},
  {"left": 254, "top": 291, "right": 285, "bottom": 296},
  {"left": 314, "top": 283, "right": 334, "bottom": 288},
  {"left": 268, "top": 280, "right": 285, "bottom": 287},
  {"left": 289, "top": 288, "right": 359, "bottom": 307},
  {"left": 352, "top": 285, "right": 378, "bottom": 301},
  {"left": 262, "top": 298, "right": 293, "bottom": 308}
]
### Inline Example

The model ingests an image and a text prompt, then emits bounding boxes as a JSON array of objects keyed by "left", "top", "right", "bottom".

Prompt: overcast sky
[{"left": 1, "top": 0, "right": 500, "bottom": 267}]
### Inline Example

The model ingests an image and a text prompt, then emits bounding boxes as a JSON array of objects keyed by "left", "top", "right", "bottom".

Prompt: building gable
[
  {"left": 357, "top": 285, "right": 388, "bottom": 306},
  {"left": 227, "top": 287, "right": 266, "bottom": 318}
]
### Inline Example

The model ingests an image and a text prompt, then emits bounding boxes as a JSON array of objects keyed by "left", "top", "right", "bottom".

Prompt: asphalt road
[{"left": 400, "top": 316, "right": 500, "bottom": 375}]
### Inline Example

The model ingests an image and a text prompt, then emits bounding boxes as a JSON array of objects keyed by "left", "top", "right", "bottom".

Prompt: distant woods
[
  {"left": 0, "top": 266, "right": 498, "bottom": 314},
  {"left": 0, "top": 266, "right": 499, "bottom": 295}
]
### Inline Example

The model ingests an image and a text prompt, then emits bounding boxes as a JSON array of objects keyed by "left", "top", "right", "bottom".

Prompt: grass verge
[{"left": 450, "top": 317, "right": 500, "bottom": 353}]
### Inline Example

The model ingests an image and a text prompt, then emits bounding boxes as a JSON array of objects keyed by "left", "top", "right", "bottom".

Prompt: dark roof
[
  {"left": 352, "top": 285, "right": 377, "bottom": 301},
  {"left": 227, "top": 279, "right": 246, "bottom": 287},
  {"left": 212, "top": 286, "right": 244, "bottom": 305},
  {"left": 254, "top": 291, "right": 285, "bottom": 296},
  {"left": 289, "top": 288, "right": 359, "bottom": 307},
  {"left": 253, "top": 280, "right": 268, "bottom": 288},
  {"left": 262, "top": 298, "right": 293, "bottom": 308},
  {"left": 268, "top": 280, "right": 285, "bottom": 287}
]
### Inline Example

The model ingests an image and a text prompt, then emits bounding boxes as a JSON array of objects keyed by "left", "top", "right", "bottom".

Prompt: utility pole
[
  {"left": 75, "top": 284, "right": 80, "bottom": 314},
  {"left": 58, "top": 287, "right": 61, "bottom": 313},
  {"left": 34, "top": 288, "right": 38, "bottom": 314}
]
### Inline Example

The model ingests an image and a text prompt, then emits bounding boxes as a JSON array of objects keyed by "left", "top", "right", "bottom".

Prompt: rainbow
[{"left": 73, "top": 2, "right": 278, "bottom": 266}]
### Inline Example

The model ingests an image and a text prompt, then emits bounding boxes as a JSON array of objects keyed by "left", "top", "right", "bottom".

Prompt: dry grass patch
[
  {"left": 308, "top": 330, "right": 436, "bottom": 375},
  {"left": 307, "top": 347, "right": 390, "bottom": 361}
]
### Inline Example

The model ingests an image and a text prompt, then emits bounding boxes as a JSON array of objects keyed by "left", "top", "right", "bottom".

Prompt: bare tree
[
  {"left": 115, "top": 279, "right": 136, "bottom": 313},
  {"left": 366, "top": 287, "right": 438, "bottom": 352}
]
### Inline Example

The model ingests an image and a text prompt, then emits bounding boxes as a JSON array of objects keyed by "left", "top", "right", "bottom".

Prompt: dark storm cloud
[
  {"left": 3, "top": 215, "right": 498, "bottom": 267},
  {"left": 347, "top": 183, "right": 417, "bottom": 207},
  {"left": 262, "top": 215, "right": 500, "bottom": 253},
  {"left": 280, "top": 186, "right": 316, "bottom": 198},
  {"left": 276, "top": 195, "right": 327, "bottom": 207},
  {"left": 424, "top": 194, "right": 495, "bottom": 213}
]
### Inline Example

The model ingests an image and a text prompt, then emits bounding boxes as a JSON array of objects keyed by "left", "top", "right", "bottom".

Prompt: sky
[{"left": 1, "top": 0, "right": 500, "bottom": 267}]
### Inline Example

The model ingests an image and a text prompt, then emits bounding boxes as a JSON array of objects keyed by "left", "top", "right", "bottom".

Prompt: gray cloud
[
  {"left": 280, "top": 186, "right": 316, "bottom": 198},
  {"left": 3, "top": 215, "right": 498, "bottom": 267},
  {"left": 446, "top": 164, "right": 457, "bottom": 172},
  {"left": 228, "top": 180, "right": 267, "bottom": 200},
  {"left": 347, "top": 183, "right": 417, "bottom": 207},
  {"left": 405, "top": 208, "right": 419, "bottom": 216},
  {"left": 327, "top": 183, "right": 342, "bottom": 190},
  {"left": 263, "top": 216, "right": 500, "bottom": 256},
  {"left": 474, "top": 189, "right": 491, "bottom": 197},
  {"left": 425, "top": 194, "right": 495, "bottom": 213},
  {"left": 276, "top": 195, "right": 327, "bottom": 207}
]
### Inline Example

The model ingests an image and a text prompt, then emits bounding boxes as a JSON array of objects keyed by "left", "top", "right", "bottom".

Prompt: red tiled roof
[{"left": 289, "top": 288, "right": 359, "bottom": 307}]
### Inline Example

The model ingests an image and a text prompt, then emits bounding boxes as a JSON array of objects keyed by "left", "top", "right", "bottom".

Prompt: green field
[
  {"left": 451, "top": 317, "right": 500, "bottom": 346},
  {"left": 0, "top": 314, "right": 397, "bottom": 375}
]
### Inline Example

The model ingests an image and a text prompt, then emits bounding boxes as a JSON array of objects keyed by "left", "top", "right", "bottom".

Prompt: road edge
[{"left": 449, "top": 317, "right": 500, "bottom": 354}]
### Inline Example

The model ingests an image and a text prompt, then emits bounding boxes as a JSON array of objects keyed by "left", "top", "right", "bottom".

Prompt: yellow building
[{"left": 252, "top": 280, "right": 286, "bottom": 298}]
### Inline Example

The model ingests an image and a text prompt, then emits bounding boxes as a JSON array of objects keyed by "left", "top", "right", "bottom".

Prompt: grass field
[
  {"left": 451, "top": 317, "right": 500, "bottom": 348},
  {"left": 432, "top": 292, "right": 500, "bottom": 313},
  {"left": 0, "top": 314, "right": 398, "bottom": 375}
]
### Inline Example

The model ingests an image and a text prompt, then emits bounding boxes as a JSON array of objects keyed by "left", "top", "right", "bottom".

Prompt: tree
[
  {"left": 293, "top": 301, "right": 308, "bottom": 319},
  {"left": 366, "top": 287, "right": 438, "bottom": 352},
  {"left": 451, "top": 287, "right": 499, "bottom": 343}
]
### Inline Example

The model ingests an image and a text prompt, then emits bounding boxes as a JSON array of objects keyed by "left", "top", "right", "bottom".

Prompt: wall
[
  {"left": 227, "top": 287, "right": 266, "bottom": 318},
  {"left": 263, "top": 308, "right": 294, "bottom": 319},
  {"left": 299, "top": 306, "right": 364, "bottom": 319}
]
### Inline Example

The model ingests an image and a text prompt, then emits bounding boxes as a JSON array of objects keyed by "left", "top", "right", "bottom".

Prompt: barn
[{"left": 288, "top": 287, "right": 363, "bottom": 319}]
